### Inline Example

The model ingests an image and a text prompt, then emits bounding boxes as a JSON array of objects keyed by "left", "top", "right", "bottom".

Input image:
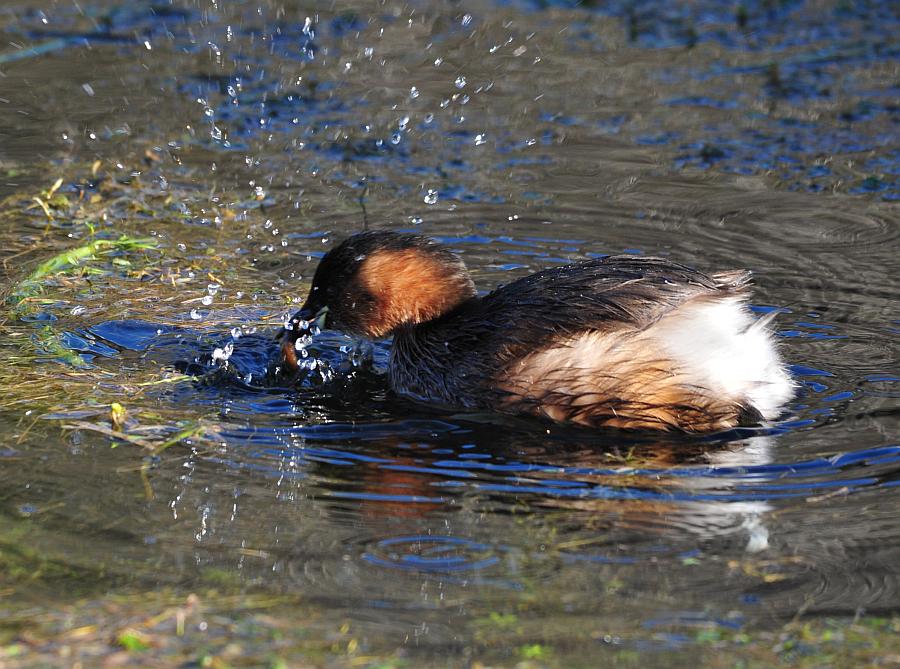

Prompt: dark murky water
[{"left": 0, "top": 0, "right": 898, "bottom": 665}]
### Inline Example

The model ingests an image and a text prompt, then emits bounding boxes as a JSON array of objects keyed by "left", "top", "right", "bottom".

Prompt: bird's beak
[
  {"left": 311, "top": 305, "right": 329, "bottom": 330},
  {"left": 279, "top": 305, "right": 328, "bottom": 370}
]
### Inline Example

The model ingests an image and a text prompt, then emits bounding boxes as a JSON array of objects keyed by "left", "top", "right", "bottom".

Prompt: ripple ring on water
[{"left": 362, "top": 535, "right": 504, "bottom": 573}]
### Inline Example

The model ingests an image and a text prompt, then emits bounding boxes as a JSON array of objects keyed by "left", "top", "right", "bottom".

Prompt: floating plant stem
[
  {"left": 62, "top": 419, "right": 207, "bottom": 453},
  {"left": 7, "top": 235, "right": 158, "bottom": 308},
  {"left": 134, "top": 374, "right": 196, "bottom": 387},
  {"left": 151, "top": 422, "right": 207, "bottom": 456},
  {"left": 22, "top": 236, "right": 157, "bottom": 286},
  {"left": 62, "top": 420, "right": 156, "bottom": 449}
]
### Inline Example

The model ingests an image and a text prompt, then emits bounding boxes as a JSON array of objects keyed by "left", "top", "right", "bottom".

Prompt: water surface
[{"left": 0, "top": 0, "right": 897, "bottom": 666}]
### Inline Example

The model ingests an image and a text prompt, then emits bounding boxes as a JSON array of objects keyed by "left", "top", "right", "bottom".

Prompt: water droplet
[{"left": 211, "top": 343, "right": 234, "bottom": 363}]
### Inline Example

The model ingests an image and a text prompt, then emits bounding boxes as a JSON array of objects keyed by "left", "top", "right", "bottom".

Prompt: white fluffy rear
[{"left": 651, "top": 298, "right": 793, "bottom": 419}]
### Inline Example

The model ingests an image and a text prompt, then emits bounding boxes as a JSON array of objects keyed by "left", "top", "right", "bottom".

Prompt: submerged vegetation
[
  {"left": 0, "top": 577, "right": 897, "bottom": 669},
  {"left": 2, "top": 482, "right": 899, "bottom": 667},
  {"left": 0, "top": 170, "right": 263, "bottom": 493}
]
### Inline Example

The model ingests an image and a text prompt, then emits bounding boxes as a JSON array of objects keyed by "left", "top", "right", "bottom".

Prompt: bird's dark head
[{"left": 280, "top": 231, "right": 475, "bottom": 369}]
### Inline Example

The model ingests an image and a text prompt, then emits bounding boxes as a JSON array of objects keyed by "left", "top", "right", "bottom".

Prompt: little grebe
[{"left": 280, "top": 231, "right": 793, "bottom": 432}]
